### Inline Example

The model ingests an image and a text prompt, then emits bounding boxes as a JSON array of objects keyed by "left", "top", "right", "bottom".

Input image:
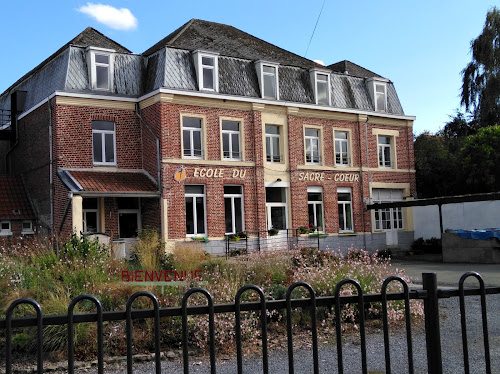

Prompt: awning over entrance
[{"left": 58, "top": 170, "right": 159, "bottom": 196}]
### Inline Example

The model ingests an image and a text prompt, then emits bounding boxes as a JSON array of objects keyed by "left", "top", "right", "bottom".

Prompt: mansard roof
[
  {"left": 143, "top": 19, "right": 321, "bottom": 69},
  {"left": 328, "top": 60, "right": 383, "bottom": 79},
  {"left": 0, "top": 20, "right": 408, "bottom": 117}
]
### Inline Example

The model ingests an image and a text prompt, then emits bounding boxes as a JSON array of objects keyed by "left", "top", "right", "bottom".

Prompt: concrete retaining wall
[{"left": 442, "top": 232, "right": 500, "bottom": 264}]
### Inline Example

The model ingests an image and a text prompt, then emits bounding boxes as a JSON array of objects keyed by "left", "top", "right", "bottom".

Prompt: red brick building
[{"left": 0, "top": 20, "right": 416, "bottom": 253}]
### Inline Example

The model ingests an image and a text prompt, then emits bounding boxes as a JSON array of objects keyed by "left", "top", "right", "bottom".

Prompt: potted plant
[
  {"left": 298, "top": 226, "right": 309, "bottom": 235},
  {"left": 191, "top": 236, "right": 209, "bottom": 243},
  {"left": 228, "top": 234, "right": 240, "bottom": 241},
  {"left": 308, "top": 223, "right": 317, "bottom": 233},
  {"left": 237, "top": 230, "right": 248, "bottom": 239},
  {"left": 268, "top": 228, "right": 279, "bottom": 236}
]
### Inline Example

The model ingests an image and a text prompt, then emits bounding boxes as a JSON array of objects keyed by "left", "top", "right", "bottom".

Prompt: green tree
[
  {"left": 461, "top": 7, "right": 500, "bottom": 128},
  {"left": 460, "top": 126, "right": 500, "bottom": 193},
  {"left": 414, "top": 132, "right": 461, "bottom": 198}
]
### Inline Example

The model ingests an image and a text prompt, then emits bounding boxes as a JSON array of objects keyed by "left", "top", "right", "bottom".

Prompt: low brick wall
[{"left": 442, "top": 232, "right": 500, "bottom": 264}]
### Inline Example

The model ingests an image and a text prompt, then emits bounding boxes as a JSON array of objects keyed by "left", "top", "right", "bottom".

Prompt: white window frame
[
  {"left": 265, "top": 125, "right": 282, "bottom": 163},
  {"left": 337, "top": 187, "right": 354, "bottom": 233},
  {"left": 373, "top": 189, "right": 404, "bottom": 231},
  {"left": 82, "top": 198, "right": 99, "bottom": 233},
  {"left": 304, "top": 127, "right": 321, "bottom": 165},
  {"left": 185, "top": 185, "right": 207, "bottom": 237},
  {"left": 0, "top": 220, "right": 12, "bottom": 236},
  {"left": 193, "top": 50, "right": 219, "bottom": 92},
  {"left": 21, "top": 220, "right": 34, "bottom": 235},
  {"left": 224, "top": 185, "right": 245, "bottom": 235},
  {"left": 265, "top": 187, "right": 288, "bottom": 231},
  {"left": 307, "top": 186, "right": 324, "bottom": 232},
  {"left": 309, "top": 69, "right": 331, "bottom": 105},
  {"left": 87, "top": 47, "right": 115, "bottom": 91},
  {"left": 366, "top": 77, "right": 389, "bottom": 112},
  {"left": 182, "top": 116, "right": 204, "bottom": 159},
  {"left": 334, "top": 130, "right": 350, "bottom": 166},
  {"left": 378, "top": 135, "right": 393, "bottom": 168},
  {"left": 255, "top": 60, "right": 279, "bottom": 100},
  {"left": 221, "top": 120, "right": 242, "bottom": 161},
  {"left": 92, "top": 121, "right": 116, "bottom": 166}
]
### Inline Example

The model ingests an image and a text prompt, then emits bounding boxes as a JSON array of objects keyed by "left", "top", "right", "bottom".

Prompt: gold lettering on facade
[{"left": 192, "top": 168, "right": 246, "bottom": 179}]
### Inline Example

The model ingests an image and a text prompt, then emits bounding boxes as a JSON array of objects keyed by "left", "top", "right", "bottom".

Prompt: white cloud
[{"left": 78, "top": 3, "right": 138, "bottom": 30}]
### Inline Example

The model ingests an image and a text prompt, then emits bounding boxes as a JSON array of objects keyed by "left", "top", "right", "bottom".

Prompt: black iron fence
[
  {"left": 226, "top": 228, "right": 323, "bottom": 256},
  {"left": 1, "top": 272, "right": 499, "bottom": 374}
]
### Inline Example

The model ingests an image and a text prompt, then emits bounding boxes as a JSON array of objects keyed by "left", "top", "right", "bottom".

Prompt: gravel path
[{"left": 90, "top": 294, "right": 499, "bottom": 374}]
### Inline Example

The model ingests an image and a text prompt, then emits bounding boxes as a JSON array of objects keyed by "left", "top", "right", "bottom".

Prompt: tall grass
[{"left": 0, "top": 233, "right": 423, "bottom": 357}]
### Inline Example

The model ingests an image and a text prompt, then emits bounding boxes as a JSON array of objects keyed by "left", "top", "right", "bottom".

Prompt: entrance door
[
  {"left": 373, "top": 189, "right": 403, "bottom": 245},
  {"left": 265, "top": 187, "right": 288, "bottom": 231}
]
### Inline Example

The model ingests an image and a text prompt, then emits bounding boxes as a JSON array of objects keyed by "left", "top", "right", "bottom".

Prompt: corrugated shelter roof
[
  {"left": 143, "top": 19, "right": 322, "bottom": 69},
  {"left": 328, "top": 60, "right": 383, "bottom": 79},
  {"left": 0, "top": 175, "right": 35, "bottom": 219},
  {"left": 59, "top": 170, "right": 158, "bottom": 194}
]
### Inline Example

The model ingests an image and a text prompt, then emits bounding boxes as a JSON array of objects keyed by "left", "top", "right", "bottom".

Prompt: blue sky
[{"left": 0, "top": 1, "right": 497, "bottom": 134}]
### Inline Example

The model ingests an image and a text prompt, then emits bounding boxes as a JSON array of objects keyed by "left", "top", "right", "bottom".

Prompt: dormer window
[
  {"left": 310, "top": 69, "right": 331, "bottom": 105},
  {"left": 255, "top": 61, "right": 279, "bottom": 100},
  {"left": 367, "top": 77, "right": 389, "bottom": 112},
  {"left": 193, "top": 50, "right": 219, "bottom": 92},
  {"left": 87, "top": 47, "right": 115, "bottom": 91}
]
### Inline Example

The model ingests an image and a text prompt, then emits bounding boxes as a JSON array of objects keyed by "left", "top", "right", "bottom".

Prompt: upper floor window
[
  {"left": 375, "top": 84, "right": 387, "bottom": 111},
  {"left": 304, "top": 128, "right": 320, "bottom": 164},
  {"left": 378, "top": 135, "right": 392, "bottom": 168},
  {"left": 183, "top": 117, "right": 203, "bottom": 159},
  {"left": 222, "top": 120, "right": 241, "bottom": 160},
  {"left": 193, "top": 50, "right": 219, "bottom": 92},
  {"left": 265, "top": 125, "right": 281, "bottom": 163},
  {"left": 367, "top": 77, "right": 388, "bottom": 112},
  {"left": 255, "top": 61, "right": 279, "bottom": 100},
  {"left": 310, "top": 69, "right": 331, "bottom": 105},
  {"left": 87, "top": 47, "right": 114, "bottom": 91},
  {"left": 92, "top": 121, "right": 116, "bottom": 165},
  {"left": 0, "top": 220, "right": 12, "bottom": 236},
  {"left": 335, "top": 131, "right": 350, "bottom": 166}
]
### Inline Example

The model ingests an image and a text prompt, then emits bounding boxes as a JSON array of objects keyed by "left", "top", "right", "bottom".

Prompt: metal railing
[
  {"left": 225, "top": 228, "right": 324, "bottom": 256},
  {"left": 1, "top": 272, "right": 499, "bottom": 373}
]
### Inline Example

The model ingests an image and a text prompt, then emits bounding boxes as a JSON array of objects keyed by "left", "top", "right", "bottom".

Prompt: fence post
[{"left": 422, "top": 272, "right": 443, "bottom": 374}]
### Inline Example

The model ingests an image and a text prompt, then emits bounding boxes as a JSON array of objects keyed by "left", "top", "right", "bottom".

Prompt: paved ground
[{"left": 392, "top": 254, "right": 500, "bottom": 287}]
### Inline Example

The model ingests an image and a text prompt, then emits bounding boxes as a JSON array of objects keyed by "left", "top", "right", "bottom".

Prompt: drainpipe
[
  {"left": 48, "top": 99, "right": 55, "bottom": 253},
  {"left": 364, "top": 116, "right": 372, "bottom": 242},
  {"left": 357, "top": 115, "right": 367, "bottom": 249},
  {"left": 252, "top": 109, "right": 261, "bottom": 234}
]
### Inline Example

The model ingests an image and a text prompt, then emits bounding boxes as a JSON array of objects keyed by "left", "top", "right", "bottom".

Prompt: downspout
[
  {"left": 48, "top": 99, "right": 55, "bottom": 253},
  {"left": 252, "top": 109, "right": 261, "bottom": 235},
  {"left": 364, "top": 116, "right": 372, "bottom": 240},
  {"left": 357, "top": 116, "right": 367, "bottom": 249}
]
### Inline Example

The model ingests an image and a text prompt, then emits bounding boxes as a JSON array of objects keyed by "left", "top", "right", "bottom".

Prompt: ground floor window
[
  {"left": 307, "top": 186, "right": 323, "bottom": 232},
  {"left": 118, "top": 197, "right": 141, "bottom": 238},
  {"left": 21, "top": 220, "right": 34, "bottom": 235},
  {"left": 185, "top": 185, "right": 206, "bottom": 236},
  {"left": 266, "top": 187, "right": 288, "bottom": 230},
  {"left": 224, "top": 185, "right": 244, "bottom": 234},
  {"left": 373, "top": 189, "right": 404, "bottom": 230},
  {"left": 337, "top": 187, "right": 353, "bottom": 232},
  {"left": 83, "top": 198, "right": 99, "bottom": 233},
  {"left": 0, "top": 220, "right": 12, "bottom": 236}
]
